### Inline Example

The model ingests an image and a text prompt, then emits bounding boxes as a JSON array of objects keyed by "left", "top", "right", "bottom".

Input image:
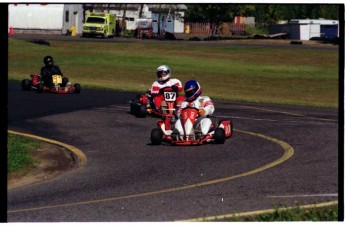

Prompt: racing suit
[
  {"left": 150, "top": 78, "right": 184, "bottom": 110},
  {"left": 174, "top": 96, "right": 215, "bottom": 136},
  {"left": 40, "top": 65, "right": 68, "bottom": 88}
]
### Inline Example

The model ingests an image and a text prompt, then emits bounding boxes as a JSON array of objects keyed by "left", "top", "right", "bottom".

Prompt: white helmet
[{"left": 156, "top": 65, "right": 171, "bottom": 83}]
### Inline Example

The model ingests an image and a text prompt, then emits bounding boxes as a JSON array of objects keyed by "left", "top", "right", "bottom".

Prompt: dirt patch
[{"left": 8, "top": 142, "right": 75, "bottom": 189}]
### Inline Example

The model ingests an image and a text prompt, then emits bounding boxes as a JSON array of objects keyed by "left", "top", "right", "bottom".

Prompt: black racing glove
[{"left": 171, "top": 85, "right": 178, "bottom": 92}]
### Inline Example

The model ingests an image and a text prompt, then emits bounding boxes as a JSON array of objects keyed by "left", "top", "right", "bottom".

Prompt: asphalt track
[{"left": 7, "top": 80, "right": 339, "bottom": 222}]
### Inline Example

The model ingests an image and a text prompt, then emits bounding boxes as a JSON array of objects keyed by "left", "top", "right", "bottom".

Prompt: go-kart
[
  {"left": 22, "top": 74, "right": 81, "bottom": 94},
  {"left": 130, "top": 86, "right": 182, "bottom": 118},
  {"left": 150, "top": 106, "right": 233, "bottom": 145}
]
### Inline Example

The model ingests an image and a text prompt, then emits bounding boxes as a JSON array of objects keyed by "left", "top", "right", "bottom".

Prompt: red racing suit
[{"left": 150, "top": 78, "right": 184, "bottom": 110}]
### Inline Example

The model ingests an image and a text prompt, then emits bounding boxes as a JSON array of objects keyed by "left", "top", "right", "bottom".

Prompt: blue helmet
[{"left": 184, "top": 80, "right": 202, "bottom": 102}]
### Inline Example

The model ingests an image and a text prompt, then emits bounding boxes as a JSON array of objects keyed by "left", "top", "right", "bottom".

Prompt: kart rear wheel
[
  {"left": 37, "top": 83, "right": 44, "bottom": 93},
  {"left": 22, "top": 79, "right": 32, "bottom": 91},
  {"left": 214, "top": 128, "right": 225, "bottom": 144},
  {"left": 130, "top": 101, "right": 137, "bottom": 114},
  {"left": 74, "top": 83, "right": 81, "bottom": 93},
  {"left": 137, "top": 104, "right": 147, "bottom": 118},
  {"left": 151, "top": 128, "right": 163, "bottom": 145}
]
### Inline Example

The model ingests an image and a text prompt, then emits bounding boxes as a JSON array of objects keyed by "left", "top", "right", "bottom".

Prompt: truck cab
[{"left": 82, "top": 12, "right": 116, "bottom": 38}]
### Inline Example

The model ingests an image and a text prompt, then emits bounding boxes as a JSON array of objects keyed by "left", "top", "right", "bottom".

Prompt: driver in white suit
[{"left": 174, "top": 80, "right": 215, "bottom": 138}]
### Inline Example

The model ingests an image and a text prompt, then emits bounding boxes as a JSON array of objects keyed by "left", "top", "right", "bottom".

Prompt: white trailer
[
  {"left": 8, "top": 4, "right": 84, "bottom": 35},
  {"left": 299, "top": 24, "right": 320, "bottom": 40},
  {"left": 152, "top": 11, "right": 184, "bottom": 34},
  {"left": 269, "top": 18, "right": 339, "bottom": 40}
]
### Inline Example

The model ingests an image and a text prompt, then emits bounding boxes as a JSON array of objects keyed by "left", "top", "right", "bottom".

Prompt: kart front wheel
[
  {"left": 37, "top": 83, "right": 44, "bottom": 93},
  {"left": 22, "top": 79, "right": 32, "bottom": 91},
  {"left": 151, "top": 128, "right": 163, "bottom": 145},
  {"left": 214, "top": 128, "right": 225, "bottom": 144},
  {"left": 74, "top": 83, "right": 81, "bottom": 94}
]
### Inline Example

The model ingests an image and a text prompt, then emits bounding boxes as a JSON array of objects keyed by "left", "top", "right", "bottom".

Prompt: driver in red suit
[{"left": 149, "top": 65, "right": 185, "bottom": 115}]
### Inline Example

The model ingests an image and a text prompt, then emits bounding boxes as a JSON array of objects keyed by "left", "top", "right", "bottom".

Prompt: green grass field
[
  {"left": 8, "top": 133, "right": 41, "bottom": 175},
  {"left": 8, "top": 38, "right": 339, "bottom": 108}
]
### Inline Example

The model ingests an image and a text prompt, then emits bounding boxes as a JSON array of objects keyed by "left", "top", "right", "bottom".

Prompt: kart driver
[
  {"left": 149, "top": 65, "right": 184, "bottom": 115},
  {"left": 174, "top": 80, "right": 215, "bottom": 138},
  {"left": 41, "top": 55, "right": 69, "bottom": 88}
]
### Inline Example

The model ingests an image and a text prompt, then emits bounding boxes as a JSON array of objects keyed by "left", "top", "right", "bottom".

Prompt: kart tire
[
  {"left": 21, "top": 79, "right": 32, "bottom": 91},
  {"left": 137, "top": 104, "right": 147, "bottom": 118},
  {"left": 37, "top": 83, "right": 44, "bottom": 93},
  {"left": 130, "top": 102, "right": 146, "bottom": 117},
  {"left": 151, "top": 128, "right": 163, "bottom": 145},
  {"left": 214, "top": 128, "right": 225, "bottom": 144},
  {"left": 74, "top": 83, "right": 81, "bottom": 94},
  {"left": 130, "top": 101, "right": 137, "bottom": 114}
]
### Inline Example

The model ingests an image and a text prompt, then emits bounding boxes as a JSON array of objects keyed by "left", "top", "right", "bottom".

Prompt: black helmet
[{"left": 43, "top": 55, "right": 54, "bottom": 67}]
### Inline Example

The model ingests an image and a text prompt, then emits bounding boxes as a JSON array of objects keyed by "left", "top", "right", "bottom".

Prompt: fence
[
  {"left": 185, "top": 22, "right": 246, "bottom": 35},
  {"left": 185, "top": 22, "right": 211, "bottom": 34}
]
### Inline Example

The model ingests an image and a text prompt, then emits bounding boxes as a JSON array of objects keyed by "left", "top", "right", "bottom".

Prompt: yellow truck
[{"left": 82, "top": 12, "right": 116, "bottom": 38}]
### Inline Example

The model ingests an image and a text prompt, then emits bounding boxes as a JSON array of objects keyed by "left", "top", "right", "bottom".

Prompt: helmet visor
[
  {"left": 44, "top": 58, "right": 53, "bottom": 66},
  {"left": 157, "top": 70, "right": 168, "bottom": 78},
  {"left": 185, "top": 88, "right": 194, "bottom": 98}
]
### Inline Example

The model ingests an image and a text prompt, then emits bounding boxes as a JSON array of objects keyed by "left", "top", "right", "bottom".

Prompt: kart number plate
[
  {"left": 52, "top": 75, "right": 62, "bottom": 84},
  {"left": 164, "top": 92, "right": 176, "bottom": 101}
]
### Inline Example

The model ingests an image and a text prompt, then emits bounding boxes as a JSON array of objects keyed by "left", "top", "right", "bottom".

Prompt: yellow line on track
[{"left": 8, "top": 129, "right": 294, "bottom": 214}]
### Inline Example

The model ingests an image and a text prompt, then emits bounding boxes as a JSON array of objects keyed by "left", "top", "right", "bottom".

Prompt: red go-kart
[
  {"left": 130, "top": 87, "right": 182, "bottom": 118},
  {"left": 150, "top": 106, "right": 233, "bottom": 145},
  {"left": 22, "top": 74, "right": 81, "bottom": 94}
]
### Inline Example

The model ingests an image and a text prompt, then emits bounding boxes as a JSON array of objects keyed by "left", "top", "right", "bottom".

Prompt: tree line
[{"left": 184, "top": 4, "right": 341, "bottom": 26}]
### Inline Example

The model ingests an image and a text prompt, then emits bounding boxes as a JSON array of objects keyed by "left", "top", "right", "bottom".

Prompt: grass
[
  {"left": 8, "top": 38, "right": 339, "bottom": 108},
  {"left": 253, "top": 205, "right": 338, "bottom": 221},
  {"left": 219, "top": 203, "right": 339, "bottom": 221},
  {"left": 8, "top": 133, "right": 41, "bottom": 175}
]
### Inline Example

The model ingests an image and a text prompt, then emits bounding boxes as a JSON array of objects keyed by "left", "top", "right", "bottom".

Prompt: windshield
[{"left": 86, "top": 17, "right": 105, "bottom": 24}]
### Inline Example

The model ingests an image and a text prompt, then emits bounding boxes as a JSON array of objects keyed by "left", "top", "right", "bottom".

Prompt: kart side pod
[
  {"left": 31, "top": 74, "right": 39, "bottom": 87},
  {"left": 218, "top": 119, "right": 233, "bottom": 138}
]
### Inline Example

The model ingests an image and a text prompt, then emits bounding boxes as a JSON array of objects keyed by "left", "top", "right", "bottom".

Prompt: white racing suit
[{"left": 174, "top": 96, "right": 215, "bottom": 137}]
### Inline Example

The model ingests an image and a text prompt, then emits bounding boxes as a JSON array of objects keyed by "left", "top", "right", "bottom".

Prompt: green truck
[{"left": 82, "top": 12, "right": 116, "bottom": 38}]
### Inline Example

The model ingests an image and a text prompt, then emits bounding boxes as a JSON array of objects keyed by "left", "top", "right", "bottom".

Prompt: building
[
  {"left": 8, "top": 3, "right": 186, "bottom": 36},
  {"left": 84, "top": 3, "right": 187, "bottom": 34},
  {"left": 152, "top": 9, "right": 185, "bottom": 34},
  {"left": 233, "top": 16, "right": 255, "bottom": 27},
  {"left": 8, "top": 4, "right": 84, "bottom": 35},
  {"left": 269, "top": 19, "right": 339, "bottom": 40}
]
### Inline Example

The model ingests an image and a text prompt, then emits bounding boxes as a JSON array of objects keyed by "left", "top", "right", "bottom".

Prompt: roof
[
  {"left": 290, "top": 19, "right": 338, "bottom": 25},
  {"left": 83, "top": 4, "right": 187, "bottom": 11}
]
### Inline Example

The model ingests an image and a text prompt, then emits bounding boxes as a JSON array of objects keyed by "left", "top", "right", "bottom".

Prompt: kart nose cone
[{"left": 184, "top": 119, "right": 194, "bottom": 136}]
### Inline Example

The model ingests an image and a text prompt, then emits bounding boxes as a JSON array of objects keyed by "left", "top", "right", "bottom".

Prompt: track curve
[{"left": 7, "top": 80, "right": 339, "bottom": 221}]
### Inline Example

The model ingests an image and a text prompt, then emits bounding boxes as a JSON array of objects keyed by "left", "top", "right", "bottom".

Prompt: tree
[
  {"left": 185, "top": 4, "right": 341, "bottom": 27},
  {"left": 121, "top": 4, "right": 127, "bottom": 31}
]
